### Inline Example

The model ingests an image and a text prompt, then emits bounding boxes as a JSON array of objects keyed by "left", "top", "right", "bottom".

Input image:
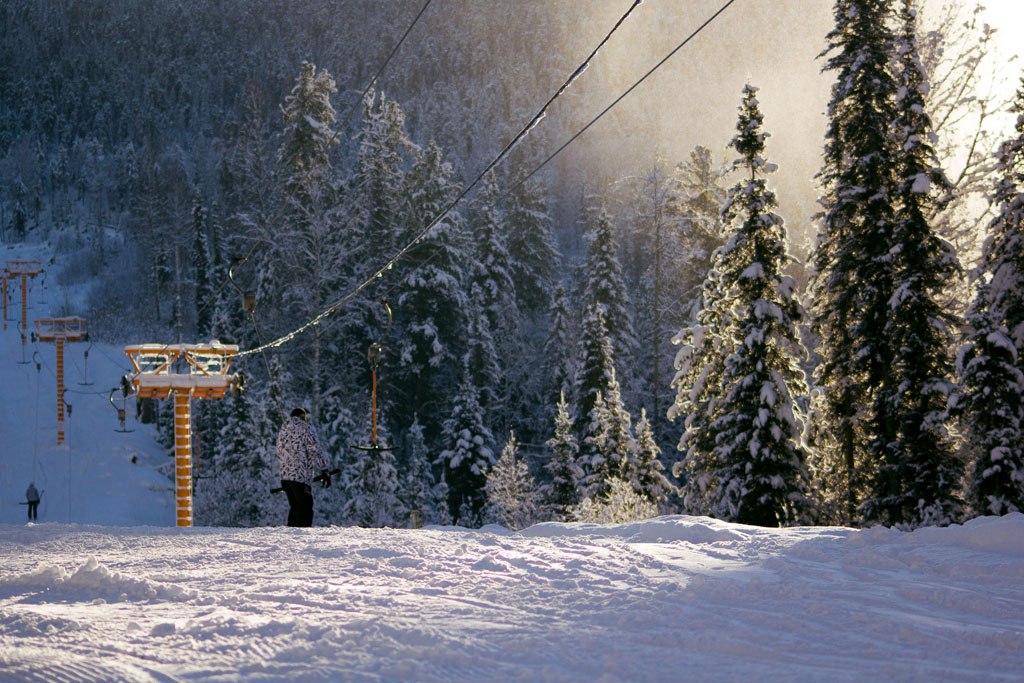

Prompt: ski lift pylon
[
  {"left": 355, "top": 301, "right": 393, "bottom": 453},
  {"left": 123, "top": 341, "right": 239, "bottom": 527}
]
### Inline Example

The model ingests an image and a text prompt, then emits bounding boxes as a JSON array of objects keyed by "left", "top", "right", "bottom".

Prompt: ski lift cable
[
  {"left": 236, "top": 0, "right": 646, "bottom": 359},
  {"left": 513, "top": 0, "right": 740, "bottom": 191}
]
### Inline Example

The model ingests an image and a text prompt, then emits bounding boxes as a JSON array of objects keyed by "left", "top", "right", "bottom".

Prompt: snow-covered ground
[
  {"left": 2, "top": 241, "right": 1024, "bottom": 681},
  {"left": 1, "top": 516, "right": 1023, "bottom": 681}
]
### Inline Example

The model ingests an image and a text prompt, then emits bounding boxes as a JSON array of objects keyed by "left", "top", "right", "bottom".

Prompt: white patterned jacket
[{"left": 275, "top": 416, "right": 327, "bottom": 486}]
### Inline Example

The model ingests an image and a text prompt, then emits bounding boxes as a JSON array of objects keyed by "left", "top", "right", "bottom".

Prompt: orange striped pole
[
  {"left": 56, "top": 337, "right": 65, "bottom": 445},
  {"left": 173, "top": 390, "right": 193, "bottom": 527},
  {"left": 20, "top": 274, "right": 27, "bottom": 349}
]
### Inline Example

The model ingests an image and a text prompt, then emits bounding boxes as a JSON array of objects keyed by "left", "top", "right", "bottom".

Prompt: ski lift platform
[
  {"left": 34, "top": 317, "right": 88, "bottom": 342},
  {"left": 5, "top": 259, "right": 42, "bottom": 276},
  {"left": 124, "top": 342, "right": 239, "bottom": 399}
]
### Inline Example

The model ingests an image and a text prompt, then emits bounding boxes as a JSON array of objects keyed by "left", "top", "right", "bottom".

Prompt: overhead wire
[
  {"left": 513, "top": 0, "right": 740, "bottom": 190},
  {"left": 237, "top": 0, "right": 647, "bottom": 359}
]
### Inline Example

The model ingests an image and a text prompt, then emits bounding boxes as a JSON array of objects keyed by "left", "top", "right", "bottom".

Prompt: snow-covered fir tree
[
  {"left": 582, "top": 205, "right": 636, "bottom": 371},
  {"left": 623, "top": 408, "right": 674, "bottom": 508},
  {"left": 393, "top": 141, "right": 470, "bottom": 443},
  {"left": 860, "top": 1, "right": 963, "bottom": 528},
  {"left": 463, "top": 284, "right": 501, "bottom": 416},
  {"left": 570, "top": 476, "right": 659, "bottom": 524},
  {"left": 503, "top": 174, "right": 560, "bottom": 316},
  {"left": 582, "top": 374, "right": 634, "bottom": 501},
  {"left": 544, "top": 391, "right": 583, "bottom": 521},
  {"left": 196, "top": 387, "right": 283, "bottom": 527},
  {"left": 677, "top": 85, "right": 813, "bottom": 527},
  {"left": 958, "top": 281, "right": 1024, "bottom": 515},
  {"left": 191, "top": 199, "right": 213, "bottom": 339},
  {"left": 957, "top": 77, "right": 1024, "bottom": 517},
  {"left": 484, "top": 432, "right": 541, "bottom": 530},
  {"left": 398, "top": 416, "right": 444, "bottom": 525},
  {"left": 669, "top": 230, "right": 731, "bottom": 517},
  {"left": 437, "top": 363, "right": 495, "bottom": 526},
  {"left": 343, "top": 430, "right": 404, "bottom": 528},
  {"left": 542, "top": 284, "right": 576, "bottom": 417},
  {"left": 811, "top": 0, "right": 904, "bottom": 526},
  {"left": 468, "top": 170, "right": 519, "bottom": 341},
  {"left": 574, "top": 303, "right": 617, "bottom": 439}
]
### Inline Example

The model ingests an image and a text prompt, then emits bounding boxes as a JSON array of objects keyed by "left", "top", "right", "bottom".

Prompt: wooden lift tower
[
  {"left": 7, "top": 259, "right": 42, "bottom": 343},
  {"left": 33, "top": 317, "right": 88, "bottom": 445},
  {"left": 124, "top": 342, "right": 239, "bottom": 527}
]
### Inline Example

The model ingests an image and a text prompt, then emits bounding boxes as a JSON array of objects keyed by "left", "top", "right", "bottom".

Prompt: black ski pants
[
  {"left": 281, "top": 480, "right": 314, "bottom": 527},
  {"left": 27, "top": 502, "right": 38, "bottom": 521}
]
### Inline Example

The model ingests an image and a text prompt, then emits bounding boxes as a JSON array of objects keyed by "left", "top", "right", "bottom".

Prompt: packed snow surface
[{"left": 0, "top": 515, "right": 1023, "bottom": 682}]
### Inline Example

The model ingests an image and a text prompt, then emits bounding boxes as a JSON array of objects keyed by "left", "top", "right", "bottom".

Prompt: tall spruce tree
[
  {"left": 437, "top": 363, "right": 495, "bottom": 526},
  {"left": 583, "top": 206, "right": 636, "bottom": 372},
  {"left": 393, "top": 141, "right": 470, "bottom": 443},
  {"left": 545, "top": 391, "right": 583, "bottom": 520},
  {"left": 811, "top": 0, "right": 903, "bottom": 525},
  {"left": 860, "top": 1, "right": 963, "bottom": 528},
  {"left": 582, "top": 370, "right": 634, "bottom": 501},
  {"left": 624, "top": 408, "right": 674, "bottom": 507},
  {"left": 484, "top": 432, "right": 541, "bottom": 530},
  {"left": 682, "top": 85, "right": 813, "bottom": 527},
  {"left": 957, "top": 77, "right": 1024, "bottom": 516}
]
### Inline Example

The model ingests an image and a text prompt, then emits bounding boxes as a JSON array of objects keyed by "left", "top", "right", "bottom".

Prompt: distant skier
[
  {"left": 275, "top": 407, "right": 330, "bottom": 527},
  {"left": 25, "top": 482, "right": 40, "bottom": 521}
]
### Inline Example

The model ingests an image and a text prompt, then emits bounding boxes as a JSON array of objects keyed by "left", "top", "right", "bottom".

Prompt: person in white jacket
[
  {"left": 275, "top": 407, "right": 329, "bottom": 527},
  {"left": 25, "top": 482, "right": 40, "bottom": 521}
]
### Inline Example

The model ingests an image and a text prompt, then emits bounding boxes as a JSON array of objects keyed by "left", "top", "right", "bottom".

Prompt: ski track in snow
[{"left": 0, "top": 516, "right": 1022, "bottom": 682}]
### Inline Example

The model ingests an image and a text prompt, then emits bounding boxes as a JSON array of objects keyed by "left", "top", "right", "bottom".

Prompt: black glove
[{"left": 317, "top": 469, "right": 332, "bottom": 488}]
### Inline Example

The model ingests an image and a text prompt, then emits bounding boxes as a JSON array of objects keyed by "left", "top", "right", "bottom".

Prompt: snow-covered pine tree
[
  {"left": 503, "top": 174, "right": 560, "bottom": 316},
  {"left": 985, "top": 78, "right": 1024, "bottom": 354},
  {"left": 860, "top": 1, "right": 964, "bottom": 528},
  {"left": 958, "top": 281, "right": 1024, "bottom": 515},
  {"left": 343, "top": 431, "right": 404, "bottom": 528},
  {"left": 393, "top": 140, "right": 470, "bottom": 443},
  {"left": 669, "top": 239, "right": 730, "bottom": 517},
  {"left": 582, "top": 367, "right": 634, "bottom": 501},
  {"left": 542, "top": 284, "right": 576, "bottom": 417},
  {"left": 484, "top": 432, "right": 541, "bottom": 530},
  {"left": 569, "top": 476, "right": 659, "bottom": 524},
  {"left": 574, "top": 303, "right": 617, "bottom": 439},
  {"left": 273, "top": 61, "right": 344, "bottom": 422},
  {"left": 669, "top": 145, "right": 728, "bottom": 310},
  {"left": 957, "top": 77, "right": 1024, "bottom": 517},
  {"left": 468, "top": 170, "right": 519, "bottom": 340},
  {"left": 544, "top": 391, "right": 583, "bottom": 521},
  {"left": 693, "top": 84, "right": 814, "bottom": 527},
  {"left": 623, "top": 408, "right": 674, "bottom": 508},
  {"left": 348, "top": 91, "right": 413, "bottom": 269},
  {"left": 811, "top": 0, "right": 903, "bottom": 526},
  {"left": 437, "top": 363, "right": 495, "bottom": 526},
  {"left": 192, "top": 199, "right": 213, "bottom": 339},
  {"left": 399, "top": 415, "right": 442, "bottom": 525},
  {"left": 279, "top": 61, "right": 337, "bottom": 217},
  {"left": 463, "top": 283, "right": 501, "bottom": 416},
  {"left": 582, "top": 205, "right": 636, "bottom": 372}
]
